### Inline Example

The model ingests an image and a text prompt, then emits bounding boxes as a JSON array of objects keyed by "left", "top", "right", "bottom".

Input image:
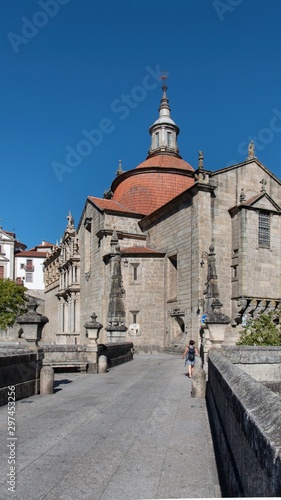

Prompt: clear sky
[{"left": 2, "top": 0, "right": 281, "bottom": 248}]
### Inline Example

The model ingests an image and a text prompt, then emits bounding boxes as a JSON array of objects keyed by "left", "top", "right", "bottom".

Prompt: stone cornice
[
  {"left": 229, "top": 204, "right": 281, "bottom": 217},
  {"left": 96, "top": 229, "right": 146, "bottom": 241},
  {"left": 210, "top": 158, "right": 281, "bottom": 185}
]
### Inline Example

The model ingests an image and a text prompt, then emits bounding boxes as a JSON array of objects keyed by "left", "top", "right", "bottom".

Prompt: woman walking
[{"left": 182, "top": 340, "right": 198, "bottom": 378}]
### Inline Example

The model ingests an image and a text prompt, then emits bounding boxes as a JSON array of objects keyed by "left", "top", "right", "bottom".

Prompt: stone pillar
[
  {"left": 98, "top": 355, "right": 108, "bottom": 373},
  {"left": 105, "top": 232, "right": 127, "bottom": 343},
  {"left": 16, "top": 297, "right": 48, "bottom": 394},
  {"left": 201, "top": 246, "right": 231, "bottom": 368},
  {"left": 84, "top": 312, "right": 103, "bottom": 373},
  {"left": 16, "top": 298, "right": 48, "bottom": 349},
  {"left": 40, "top": 366, "right": 54, "bottom": 395},
  {"left": 191, "top": 357, "right": 206, "bottom": 398}
]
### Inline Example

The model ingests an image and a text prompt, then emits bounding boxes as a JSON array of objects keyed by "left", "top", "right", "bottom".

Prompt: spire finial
[
  {"left": 160, "top": 72, "right": 168, "bottom": 96},
  {"left": 67, "top": 211, "right": 74, "bottom": 227},
  {"left": 147, "top": 72, "right": 181, "bottom": 159}
]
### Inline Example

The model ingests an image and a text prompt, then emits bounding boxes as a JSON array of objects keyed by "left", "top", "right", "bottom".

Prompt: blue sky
[{"left": 2, "top": 0, "right": 281, "bottom": 248}]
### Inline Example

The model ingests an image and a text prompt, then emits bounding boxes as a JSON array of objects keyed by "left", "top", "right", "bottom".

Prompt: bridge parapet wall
[
  {"left": 207, "top": 347, "right": 281, "bottom": 497},
  {"left": 0, "top": 346, "right": 43, "bottom": 406}
]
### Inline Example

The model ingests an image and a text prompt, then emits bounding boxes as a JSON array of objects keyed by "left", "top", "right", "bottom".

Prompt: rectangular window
[
  {"left": 26, "top": 259, "right": 33, "bottom": 270},
  {"left": 258, "top": 212, "right": 270, "bottom": 248},
  {"left": 130, "top": 263, "right": 140, "bottom": 283},
  {"left": 25, "top": 272, "right": 33, "bottom": 283},
  {"left": 155, "top": 132, "right": 159, "bottom": 148},
  {"left": 130, "top": 310, "right": 139, "bottom": 324},
  {"left": 20, "top": 263, "right": 24, "bottom": 269},
  {"left": 0, "top": 266, "right": 4, "bottom": 279},
  {"left": 133, "top": 266, "right": 138, "bottom": 281},
  {"left": 167, "top": 132, "right": 171, "bottom": 147}
]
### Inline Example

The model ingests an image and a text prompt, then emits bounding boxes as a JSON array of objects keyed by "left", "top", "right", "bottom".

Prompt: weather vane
[{"left": 160, "top": 71, "right": 168, "bottom": 91}]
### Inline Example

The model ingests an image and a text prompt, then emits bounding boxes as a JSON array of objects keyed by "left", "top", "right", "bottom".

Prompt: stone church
[{"left": 43, "top": 84, "right": 281, "bottom": 353}]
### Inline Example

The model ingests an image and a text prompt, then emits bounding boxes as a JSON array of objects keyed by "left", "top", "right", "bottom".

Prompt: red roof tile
[
  {"left": 243, "top": 193, "right": 263, "bottom": 205},
  {"left": 136, "top": 154, "right": 193, "bottom": 171},
  {"left": 112, "top": 171, "right": 194, "bottom": 215},
  {"left": 35, "top": 242, "right": 55, "bottom": 248},
  {"left": 88, "top": 197, "right": 143, "bottom": 214},
  {"left": 15, "top": 250, "right": 49, "bottom": 258}
]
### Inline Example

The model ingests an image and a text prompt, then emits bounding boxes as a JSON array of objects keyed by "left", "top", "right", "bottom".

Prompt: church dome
[
  {"left": 136, "top": 154, "right": 193, "bottom": 171},
  {"left": 110, "top": 84, "right": 194, "bottom": 216}
]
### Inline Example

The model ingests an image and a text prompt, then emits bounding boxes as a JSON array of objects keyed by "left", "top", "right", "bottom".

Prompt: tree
[
  {"left": 237, "top": 308, "right": 281, "bottom": 346},
  {"left": 0, "top": 279, "right": 27, "bottom": 330}
]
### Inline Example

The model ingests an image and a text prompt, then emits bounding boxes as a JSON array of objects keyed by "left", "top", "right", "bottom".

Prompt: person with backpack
[{"left": 182, "top": 340, "right": 198, "bottom": 378}]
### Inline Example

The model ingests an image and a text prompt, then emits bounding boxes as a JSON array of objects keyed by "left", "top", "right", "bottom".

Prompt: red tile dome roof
[
  {"left": 136, "top": 154, "right": 193, "bottom": 171},
  {"left": 108, "top": 86, "right": 195, "bottom": 215},
  {"left": 111, "top": 155, "right": 194, "bottom": 215}
]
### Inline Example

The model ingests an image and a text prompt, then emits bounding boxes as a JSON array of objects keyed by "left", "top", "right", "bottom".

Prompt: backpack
[{"left": 187, "top": 346, "right": 195, "bottom": 362}]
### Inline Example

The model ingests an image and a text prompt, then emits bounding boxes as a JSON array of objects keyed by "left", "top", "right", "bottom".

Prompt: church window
[
  {"left": 167, "top": 131, "right": 171, "bottom": 147},
  {"left": 232, "top": 265, "right": 238, "bottom": 280},
  {"left": 131, "top": 263, "right": 140, "bottom": 282},
  {"left": 155, "top": 132, "right": 159, "bottom": 148},
  {"left": 258, "top": 212, "right": 270, "bottom": 248},
  {"left": 130, "top": 310, "right": 139, "bottom": 324}
]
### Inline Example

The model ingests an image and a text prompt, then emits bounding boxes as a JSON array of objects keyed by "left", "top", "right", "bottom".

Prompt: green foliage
[
  {"left": 237, "top": 308, "right": 281, "bottom": 346},
  {"left": 0, "top": 279, "right": 27, "bottom": 331}
]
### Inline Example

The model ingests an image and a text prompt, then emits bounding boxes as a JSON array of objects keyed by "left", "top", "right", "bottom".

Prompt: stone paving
[{"left": 0, "top": 354, "right": 221, "bottom": 499}]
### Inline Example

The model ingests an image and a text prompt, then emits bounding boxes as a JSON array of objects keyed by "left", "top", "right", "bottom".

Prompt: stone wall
[
  {"left": 212, "top": 163, "right": 281, "bottom": 332},
  {"left": 219, "top": 345, "right": 281, "bottom": 384},
  {"left": 43, "top": 342, "right": 134, "bottom": 372},
  {"left": 0, "top": 347, "right": 43, "bottom": 406},
  {"left": 43, "top": 345, "right": 89, "bottom": 371},
  {"left": 98, "top": 342, "right": 134, "bottom": 368},
  {"left": 207, "top": 348, "right": 281, "bottom": 497},
  {"left": 143, "top": 193, "right": 196, "bottom": 345}
]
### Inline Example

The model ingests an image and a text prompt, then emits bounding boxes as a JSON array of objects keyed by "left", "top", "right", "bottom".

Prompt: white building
[
  {"left": 0, "top": 229, "right": 26, "bottom": 280},
  {"left": 15, "top": 241, "right": 55, "bottom": 291}
]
